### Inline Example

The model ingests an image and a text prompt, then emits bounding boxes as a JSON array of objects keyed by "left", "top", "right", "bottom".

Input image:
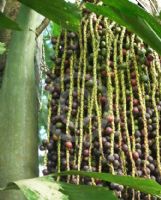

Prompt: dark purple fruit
[
  {"left": 61, "top": 158, "right": 67, "bottom": 166},
  {"left": 104, "top": 141, "right": 111, "bottom": 148},
  {"left": 42, "top": 169, "right": 49, "bottom": 176},
  {"left": 47, "top": 142, "right": 53, "bottom": 150},
  {"left": 69, "top": 32, "right": 76, "bottom": 38},
  {"left": 55, "top": 58, "right": 61, "bottom": 65},
  {"left": 133, "top": 106, "right": 139, "bottom": 115},
  {"left": 70, "top": 43, "right": 78, "bottom": 51},
  {"left": 83, "top": 149, "right": 89, "bottom": 157},
  {"left": 83, "top": 141, "right": 90, "bottom": 148},
  {"left": 99, "top": 96, "right": 107, "bottom": 104},
  {"left": 83, "top": 165, "right": 90, "bottom": 171},
  {"left": 39, "top": 145, "right": 46, "bottom": 151},
  {"left": 105, "top": 127, "right": 113, "bottom": 135},
  {"left": 136, "top": 143, "right": 141, "bottom": 149},
  {"left": 42, "top": 139, "right": 48, "bottom": 146},
  {"left": 147, "top": 54, "right": 154, "bottom": 62},
  {"left": 114, "top": 117, "right": 120, "bottom": 124},
  {"left": 132, "top": 151, "right": 139, "bottom": 160},
  {"left": 148, "top": 163, "right": 155, "bottom": 171},
  {"left": 131, "top": 79, "right": 137, "bottom": 87},
  {"left": 51, "top": 37, "right": 57, "bottom": 45},
  {"left": 133, "top": 99, "right": 139, "bottom": 106},
  {"left": 107, "top": 155, "right": 115, "bottom": 163},
  {"left": 45, "top": 77, "right": 52, "bottom": 84},
  {"left": 122, "top": 144, "right": 128, "bottom": 152}
]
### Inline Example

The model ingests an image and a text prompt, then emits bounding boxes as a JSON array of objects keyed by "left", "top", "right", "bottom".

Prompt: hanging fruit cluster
[{"left": 40, "top": 0, "right": 161, "bottom": 199}]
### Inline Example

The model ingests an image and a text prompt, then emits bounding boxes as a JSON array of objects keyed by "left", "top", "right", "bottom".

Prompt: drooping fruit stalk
[{"left": 42, "top": 0, "right": 161, "bottom": 199}]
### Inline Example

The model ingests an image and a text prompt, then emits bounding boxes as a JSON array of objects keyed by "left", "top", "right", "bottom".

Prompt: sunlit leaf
[
  {"left": 0, "top": 176, "right": 117, "bottom": 200},
  {"left": 52, "top": 22, "right": 62, "bottom": 37}
]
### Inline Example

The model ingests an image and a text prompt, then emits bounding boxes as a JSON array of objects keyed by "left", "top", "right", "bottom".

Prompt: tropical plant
[{"left": 1, "top": 1, "right": 161, "bottom": 200}]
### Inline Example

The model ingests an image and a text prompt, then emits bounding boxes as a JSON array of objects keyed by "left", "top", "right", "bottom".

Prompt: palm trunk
[{"left": 0, "top": 5, "right": 41, "bottom": 200}]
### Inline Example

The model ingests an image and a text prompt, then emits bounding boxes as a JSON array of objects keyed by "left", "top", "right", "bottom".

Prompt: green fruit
[
  {"left": 97, "top": 85, "right": 103, "bottom": 93},
  {"left": 98, "top": 55, "right": 103, "bottom": 62},
  {"left": 86, "top": 79, "right": 94, "bottom": 87},
  {"left": 118, "top": 63, "right": 127, "bottom": 70},
  {"left": 133, "top": 43, "right": 139, "bottom": 51},
  {"left": 126, "top": 90, "right": 130, "bottom": 96},
  {"left": 147, "top": 47, "right": 153, "bottom": 54},
  {"left": 101, "top": 48, "right": 107, "bottom": 56},
  {"left": 102, "top": 28, "right": 106, "bottom": 35},
  {"left": 138, "top": 55, "right": 146, "bottom": 64},
  {"left": 101, "top": 64, "right": 106, "bottom": 70},
  {"left": 137, "top": 48, "right": 146, "bottom": 56},
  {"left": 134, "top": 125, "right": 139, "bottom": 130},
  {"left": 145, "top": 95, "right": 150, "bottom": 100},
  {"left": 115, "top": 26, "right": 121, "bottom": 33},
  {"left": 103, "top": 112, "right": 108, "bottom": 118},
  {"left": 97, "top": 65, "right": 101, "bottom": 71},
  {"left": 89, "top": 53, "right": 93, "bottom": 62},
  {"left": 102, "top": 35, "right": 106, "bottom": 40},
  {"left": 100, "top": 40, "right": 106, "bottom": 47},
  {"left": 124, "top": 43, "right": 130, "bottom": 50},
  {"left": 141, "top": 74, "right": 149, "bottom": 82},
  {"left": 87, "top": 65, "right": 93, "bottom": 71},
  {"left": 56, "top": 122, "right": 63, "bottom": 128}
]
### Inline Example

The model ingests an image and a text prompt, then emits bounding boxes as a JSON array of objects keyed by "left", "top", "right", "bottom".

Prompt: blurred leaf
[
  {"left": 55, "top": 171, "right": 161, "bottom": 198},
  {"left": 0, "top": 12, "right": 21, "bottom": 30},
  {"left": 0, "top": 176, "right": 117, "bottom": 200},
  {"left": 18, "top": 0, "right": 81, "bottom": 31},
  {"left": 0, "top": 42, "right": 6, "bottom": 55},
  {"left": 86, "top": 0, "right": 161, "bottom": 55},
  {"left": 52, "top": 22, "right": 62, "bottom": 37}
]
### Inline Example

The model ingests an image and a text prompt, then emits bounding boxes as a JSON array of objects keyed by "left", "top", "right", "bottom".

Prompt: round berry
[
  {"left": 132, "top": 151, "right": 139, "bottom": 160},
  {"left": 65, "top": 141, "right": 73, "bottom": 149},
  {"left": 105, "top": 127, "right": 113, "bottom": 135}
]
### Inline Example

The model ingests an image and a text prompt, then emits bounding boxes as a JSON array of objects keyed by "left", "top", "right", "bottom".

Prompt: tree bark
[{"left": 0, "top": 4, "right": 41, "bottom": 200}]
